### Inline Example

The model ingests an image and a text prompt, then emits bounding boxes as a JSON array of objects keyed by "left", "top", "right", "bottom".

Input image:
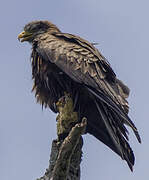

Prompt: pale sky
[{"left": 0, "top": 0, "right": 148, "bottom": 179}]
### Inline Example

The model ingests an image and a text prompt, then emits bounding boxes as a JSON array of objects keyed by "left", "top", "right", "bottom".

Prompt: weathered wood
[{"left": 37, "top": 94, "right": 86, "bottom": 180}]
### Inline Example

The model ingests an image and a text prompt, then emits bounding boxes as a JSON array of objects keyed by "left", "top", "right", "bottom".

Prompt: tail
[{"left": 75, "top": 85, "right": 141, "bottom": 171}]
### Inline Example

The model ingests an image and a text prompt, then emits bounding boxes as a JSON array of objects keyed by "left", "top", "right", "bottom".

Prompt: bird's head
[{"left": 18, "top": 20, "right": 60, "bottom": 43}]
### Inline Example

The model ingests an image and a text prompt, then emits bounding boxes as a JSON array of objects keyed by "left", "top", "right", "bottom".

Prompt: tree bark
[{"left": 37, "top": 94, "right": 86, "bottom": 180}]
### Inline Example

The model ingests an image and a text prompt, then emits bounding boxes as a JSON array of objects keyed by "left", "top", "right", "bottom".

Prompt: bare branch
[{"left": 37, "top": 94, "right": 86, "bottom": 180}]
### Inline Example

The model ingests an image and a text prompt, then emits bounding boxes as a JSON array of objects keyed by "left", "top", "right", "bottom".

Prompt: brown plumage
[{"left": 18, "top": 20, "right": 141, "bottom": 171}]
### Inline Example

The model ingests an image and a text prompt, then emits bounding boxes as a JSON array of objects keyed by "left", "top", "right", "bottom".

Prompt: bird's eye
[
  {"left": 24, "top": 21, "right": 49, "bottom": 33},
  {"left": 30, "top": 25, "right": 39, "bottom": 32},
  {"left": 24, "top": 24, "right": 40, "bottom": 32}
]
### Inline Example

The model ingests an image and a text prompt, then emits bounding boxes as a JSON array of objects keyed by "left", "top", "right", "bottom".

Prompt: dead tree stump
[{"left": 37, "top": 94, "right": 86, "bottom": 180}]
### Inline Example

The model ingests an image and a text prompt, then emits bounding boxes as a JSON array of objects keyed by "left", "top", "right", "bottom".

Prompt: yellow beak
[{"left": 18, "top": 31, "right": 33, "bottom": 42}]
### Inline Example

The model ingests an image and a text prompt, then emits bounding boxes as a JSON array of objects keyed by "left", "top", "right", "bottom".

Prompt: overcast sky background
[{"left": 0, "top": 0, "right": 148, "bottom": 179}]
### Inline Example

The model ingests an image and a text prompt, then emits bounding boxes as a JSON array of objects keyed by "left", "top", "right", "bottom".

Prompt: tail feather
[
  {"left": 87, "top": 86, "right": 141, "bottom": 143},
  {"left": 77, "top": 85, "right": 141, "bottom": 170},
  {"left": 95, "top": 100, "right": 124, "bottom": 157},
  {"left": 95, "top": 99, "right": 136, "bottom": 170}
]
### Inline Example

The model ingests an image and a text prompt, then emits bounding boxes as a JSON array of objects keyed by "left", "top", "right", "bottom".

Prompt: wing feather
[
  {"left": 35, "top": 33, "right": 140, "bottom": 130},
  {"left": 36, "top": 32, "right": 129, "bottom": 113}
]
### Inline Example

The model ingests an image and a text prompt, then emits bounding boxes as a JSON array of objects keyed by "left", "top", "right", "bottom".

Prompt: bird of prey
[{"left": 18, "top": 20, "right": 141, "bottom": 171}]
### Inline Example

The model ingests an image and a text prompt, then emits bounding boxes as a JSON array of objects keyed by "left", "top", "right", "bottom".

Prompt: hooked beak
[{"left": 18, "top": 31, "right": 33, "bottom": 42}]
